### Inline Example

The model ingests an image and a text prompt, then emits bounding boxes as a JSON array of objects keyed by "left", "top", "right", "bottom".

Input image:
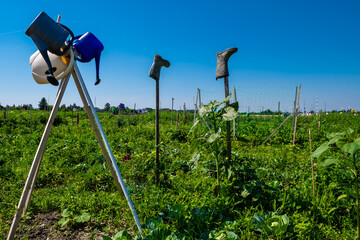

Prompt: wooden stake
[
  {"left": 194, "top": 90, "right": 199, "bottom": 124},
  {"left": 176, "top": 112, "right": 179, "bottom": 127},
  {"left": 198, "top": 88, "right": 202, "bottom": 107},
  {"left": 155, "top": 79, "right": 160, "bottom": 184},
  {"left": 233, "top": 86, "right": 237, "bottom": 139},
  {"left": 309, "top": 128, "right": 316, "bottom": 201},
  {"left": 318, "top": 113, "right": 321, "bottom": 130},
  {"left": 278, "top": 101, "right": 280, "bottom": 115},
  {"left": 292, "top": 86, "right": 298, "bottom": 130},
  {"left": 171, "top": 98, "right": 174, "bottom": 125},
  {"left": 183, "top": 103, "right": 186, "bottom": 124},
  {"left": 76, "top": 113, "right": 79, "bottom": 127},
  {"left": 292, "top": 84, "right": 301, "bottom": 145},
  {"left": 224, "top": 76, "right": 231, "bottom": 162}
]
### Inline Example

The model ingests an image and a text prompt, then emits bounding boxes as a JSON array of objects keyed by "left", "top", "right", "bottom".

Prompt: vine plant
[
  {"left": 190, "top": 94, "right": 238, "bottom": 194},
  {"left": 312, "top": 128, "right": 360, "bottom": 238}
]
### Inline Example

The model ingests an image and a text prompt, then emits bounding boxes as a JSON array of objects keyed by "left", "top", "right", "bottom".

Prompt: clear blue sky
[{"left": 0, "top": 0, "right": 359, "bottom": 112}]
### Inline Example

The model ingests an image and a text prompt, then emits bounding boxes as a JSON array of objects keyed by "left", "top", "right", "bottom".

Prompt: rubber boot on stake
[
  {"left": 149, "top": 54, "right": 170, "bottom": 184},
  {"left": 216, "top": 47, "right": 238, "bottom": 163},
  {"left": 216, "top": 47, "right": 238, "bottom": 80}
]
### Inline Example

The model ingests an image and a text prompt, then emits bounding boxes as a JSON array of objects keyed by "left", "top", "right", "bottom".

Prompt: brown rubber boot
[{"left": 216, "top": 47, "right": 238, "bottom": 80}]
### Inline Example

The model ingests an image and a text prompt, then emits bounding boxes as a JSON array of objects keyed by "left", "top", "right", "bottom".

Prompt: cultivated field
[{"left": 0, "top": 106, "right": 359, "bottom": 239}]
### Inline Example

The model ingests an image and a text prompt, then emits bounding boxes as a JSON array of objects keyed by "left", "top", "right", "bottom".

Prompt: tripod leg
[
  {"left": 71, "top": 64, "right": 143, "bottom": 237},
  {"left": 71, "top": 70, "right": 124, "bottom": 198},
  {"left": 22, "top": 75, "right": 70, "bottom": 216},
  {"left": 7, "top": 73, "right": 71, "bottom": 240}
]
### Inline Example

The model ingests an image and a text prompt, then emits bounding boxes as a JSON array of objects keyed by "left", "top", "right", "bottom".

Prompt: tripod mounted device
[{"left": 7, "top": 13, "right": 143, "bottom": 240}]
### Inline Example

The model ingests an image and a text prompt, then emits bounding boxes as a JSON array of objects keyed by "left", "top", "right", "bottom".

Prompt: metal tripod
[{"left": 7, "top": 60, "right": 143, "bottom": 240}]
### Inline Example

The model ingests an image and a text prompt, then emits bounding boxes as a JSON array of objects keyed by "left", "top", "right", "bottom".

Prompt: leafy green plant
[
  {"left": 58, "top": 208, "right": 91, "bottom": 227},
  {"left": 312, "top": 128, "right": 360, "bottom": 238},
  {"left": 191, "top": 94, "right": 238, "bottom": 194},
  {"left": 208, "top": 230, "right": 238, "bottom": 240},
  {"left": 102, "top": 231, "right": 133, "bottom": 240},
  {"left": 252, "top": 211, "right": 290, "bottom": 237}
]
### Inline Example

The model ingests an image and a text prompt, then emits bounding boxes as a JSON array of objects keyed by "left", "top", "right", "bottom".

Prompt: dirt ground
[{"left": 13, "top": 211, "right": 130, "bottom": 240}]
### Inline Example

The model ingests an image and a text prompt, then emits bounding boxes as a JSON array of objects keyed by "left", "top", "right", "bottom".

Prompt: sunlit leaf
[
  {"left": 337, "top": 194, "right": 347, "bottom": 201},
  {"left": 113, "top": 230, "right": 132, "bottom": 240},
  {"left": 219, "top": 94, "right": 232, "bottom": 105},
  {"left": 340, "top": 141, "right": 360, "bottom": 155},
  {"left": 58, "top": 218, "right": 70, "bottom": 227},
  {"left": 74, "top": 211, "right": 91, "bottom": 223},
  {"left": 319, "top": 158, "right": 337, "bottom": 168},
  {"left": 207, "top": 128, "right": 221, "bottom": 143},
  {"left": 61, "top": 208, "right": 72, "bottom": 218},
  {"left": 311, "top": 142, "right": 329, "bottom": 158},
  {"left": 189, "top": 119, "right": 199, "bottom": 132},
  {"left": 222, "top": 107, "right": 238, "bottom": 121},
  {"left": 199, "top": 104, "right": 213, "bottom": 117}
]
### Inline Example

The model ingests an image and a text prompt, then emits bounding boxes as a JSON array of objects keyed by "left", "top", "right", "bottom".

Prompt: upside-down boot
[
  {"left": 216, "top": 47, "right": 238, "bottom": 80},
  {"left": 149, "top": 54, "right": 170, "bottom": 81}
]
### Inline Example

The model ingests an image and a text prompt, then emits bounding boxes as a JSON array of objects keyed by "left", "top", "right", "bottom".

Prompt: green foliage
[
  {"left": 58, "top": 208, "right": 91, "bottom": 227},
  {"left": 1, "top": 109, "right": 360, "bottom": 239},
  {"left": 252, "top": 211, "right": 290, "bottom": 237}
]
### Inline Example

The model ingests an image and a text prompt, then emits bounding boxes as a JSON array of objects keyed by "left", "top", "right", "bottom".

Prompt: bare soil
[{"left": 13, "top": 211, "right": 131, "bottom": 240}]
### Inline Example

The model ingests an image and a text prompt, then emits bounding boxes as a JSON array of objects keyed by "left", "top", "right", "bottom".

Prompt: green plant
[
  {"left": 58, "top": 208, "right": 91, "bottom": 227},
  {"left": 191, "top": 94, "right": 238, "bottom": 194},
  {"left": 252, "top": 211, "right": 290, "bottom": 237},
  {"left": 312, "top": 128, "right": 360, "bottom": 238}
]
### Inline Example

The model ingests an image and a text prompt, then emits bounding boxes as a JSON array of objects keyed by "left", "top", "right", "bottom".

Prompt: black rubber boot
[
  {"left": 149, "top": 54, "right": 170, "bottom": 81},
  {"left": 216, "top": 47, "right": 238, "bottom": 80}
]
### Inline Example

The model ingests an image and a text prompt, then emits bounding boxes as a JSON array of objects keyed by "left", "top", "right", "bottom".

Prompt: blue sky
[{"left": 0, "top": 0, "right": 359, "bottom": 112}]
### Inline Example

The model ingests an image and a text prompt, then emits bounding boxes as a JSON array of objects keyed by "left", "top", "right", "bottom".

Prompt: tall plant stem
[
  {"left": 212, "top": 111, "right": 220, "bottom": 194},
  {"left": 224, "top": 76, "right": 231, "bottom": 162},
  {"left": 354, "top": 154, "right": 359, "bottom": 238},
  {"left": 215, "top": 141, "right": 220, "bottom": 188},
  {"left": 309, "top": 128, "right": 316, "bottom": 201}
]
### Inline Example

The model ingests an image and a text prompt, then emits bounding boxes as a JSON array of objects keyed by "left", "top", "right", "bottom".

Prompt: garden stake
[
  {"left": 194, "top": 90, "right": 199, "bottom": 124},
  {"left": 278, "top": 101, "right": 280, "bottom": 115},
  {"left": 233, "top": 85, "right": 237, "bottom": 139},
  {"left": 292, "top": 84, "right": 301, "bottom": 145},
  {"left": 318, "top": 113, "right": 321, "bottom": 130},
  {"left": 149, "top": 54, "right": 170, "bottom": 184},
  {"left": 171, "top": 98, "right": 174, "bottom": 125},
  {"left": 184, "top": 103, "right": 186, "bottom": 124},
  {"left": 308, "top": 128, "right": 316, "bottom": 201},
  {"left": 292, "top": 86, "right": 298, "bottom": 130},
  {"left": 176, "top": 112, "right": 179, "bottom": 127},
  {"left": 198, "top": 88, "right": 202, "bottom": 107},
  {"left": 216, "top": 47, "right": 238, "bottom": 162},
  {"left": 76, "top": 112, "right": 79, "bottom": 127}
]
